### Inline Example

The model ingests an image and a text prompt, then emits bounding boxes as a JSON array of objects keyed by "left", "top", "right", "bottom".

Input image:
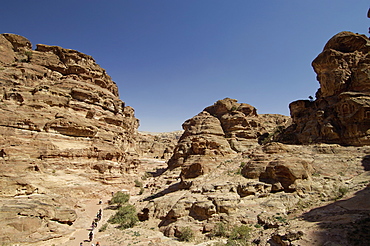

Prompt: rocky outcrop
[
  {"left": 0, "top": 33, "right": 139, "bottom": 168},
  {"left": 139, "top": 141, "right": 370, "bottom": 244},
  {"left": 168, "top": 98, "right": 290, "bottom": 170},
  {"left": 241, "top": 154, "right": 313, "bottom": 192},
  {"left": 137, "top": 131, "right": 183, "bottom": 160},
  {"left": 0, "top": 33, "right": 139, "bottom": 243},
  {"left": 281, "top": 31, "right": 370, "bottom": 146}
]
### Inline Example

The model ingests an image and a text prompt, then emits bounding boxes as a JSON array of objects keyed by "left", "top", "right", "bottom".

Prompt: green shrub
[
  {"left": 110, "top": 191, "right": 129, "bottom": 206},
  {"left": 24, "top": 51, "right": 32, "bottom": 62},
  {"left": 231, "top": 106, "right": 238, "bottom": 111},
  {"left": 139, "top": 187, "right": 144, "bottom": 195},
  {"left": 274, "top": 215, "right": 287, "bottom": 223},
  {"left": 134, "top": 179, "right": 143, "bottom": 188},
  {"left": 337, "top": 186, "right": 349, "bottom": 199},
  {"left": 224, "top": 225, "right": 251, "bottom": 245},
  {"left": 141, "top": 172, "right": 152, "bottom": 180},
  {"left": 212, "top": 222, "right": 229, "bottom": 238},
  {"left": 211, "top": 224, "right": 251, "bottom": 245},
  {"left": 179, "top": 226, "right": 194, "bottom": 242},
  {"left": 108, "top": 204, "right": 139, "bottom": 229},
  {"left": 254, "top": 224, "right": 262, "bottom": 228}
]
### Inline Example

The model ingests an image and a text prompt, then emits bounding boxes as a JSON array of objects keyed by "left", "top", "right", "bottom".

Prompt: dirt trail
[{"left": 63, "top": 196, "right": 111, "bottom": 246}]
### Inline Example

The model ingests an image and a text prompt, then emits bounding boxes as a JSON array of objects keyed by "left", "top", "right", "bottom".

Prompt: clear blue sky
[{"left": 2, "top": 1, "right": 369, "bottom": 132}]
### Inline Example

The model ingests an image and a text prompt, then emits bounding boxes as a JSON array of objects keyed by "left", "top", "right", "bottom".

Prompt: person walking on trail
[
  {"left": 368, "top": 7, "right": 370, "bottom": 35},
  {"left": 80, "top": 243, "right": 83, "bottom": 246},
  {"left": 89, "top": 231, "right": 93, "bottom": 242}
]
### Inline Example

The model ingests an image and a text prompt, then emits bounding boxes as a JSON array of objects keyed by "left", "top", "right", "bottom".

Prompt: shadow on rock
[
  {"left": 142, "top": 182, "right": 181, "bottom": 202},
  {"left": 302, "top": 184, "right": 370, "bottom": 246},
  {"left": 362, "top": 155, "right": 370, "bottom": 171},
  {"left": 147, "top": 167, "right": 167, "bottom": 177}
]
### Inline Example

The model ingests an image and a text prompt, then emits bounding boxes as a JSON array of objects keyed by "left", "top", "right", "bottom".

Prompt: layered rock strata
[
  {"left": 281, "top": 31, "right": 370, "bottom": 146},
  {"left": 0, "top": 33, "right": 139, "bottom": 243},
  {"left": 168, "top": 98, "right": 290, "bottom": 174}
]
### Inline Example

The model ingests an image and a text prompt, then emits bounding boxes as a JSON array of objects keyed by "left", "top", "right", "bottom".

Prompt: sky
[{"left": 1, "top": 1, "right": 369, "bottom": 132}]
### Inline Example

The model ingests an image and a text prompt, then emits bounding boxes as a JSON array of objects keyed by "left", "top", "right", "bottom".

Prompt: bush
[
  {"left": 338, "top": 186, "right": 349, "bottom": 198},
  {"left": 110, "top": 191, "right": 129, "bottom": 206},
  {"left": 134, "top": 179, "right": 143, "bottom": 188},
  {"left": 211, "top": 224, "right": 252, "bottom": 245},
  {"left": 24, "top": 51, "right": 32, "bottom": 62},
  {"left": 108, "top": 204, "right": 139, "bottom": 229},
  {"left": 179, "top": 226, "right": 194, "bottom": 242},
  {"left": 141, "top": 172, "right": 152, "bottom": 180},
  {"left": 226, "top": 225, "right": 251, "bottom": 246},
  {"left": 139, "top": 187, "right": 144, "bottom": 195},
  {"left": 212, "top": 222, "right": 229, "bottom": 238}
]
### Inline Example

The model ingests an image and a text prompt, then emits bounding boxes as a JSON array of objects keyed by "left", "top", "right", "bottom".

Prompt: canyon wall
[
  {"left": 0, "top": 33, "right": 139, "bottom": 243},
  {"left": 280, "top": 31, "right": 370, "bottom": 146}
]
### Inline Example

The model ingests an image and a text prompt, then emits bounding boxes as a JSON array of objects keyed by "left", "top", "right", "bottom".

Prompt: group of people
[
  {"left": 89, "top": 205, "right": 103, "bottom": 241},
  {"left": 91, "top": 208, "right": 103, "bottom": 229},
  {"left": 80, "top": 200, "right": 104, "bottom": 246}
]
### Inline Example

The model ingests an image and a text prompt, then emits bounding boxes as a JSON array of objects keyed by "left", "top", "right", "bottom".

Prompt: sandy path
[{"left": 63, "top": 196, "right": 110, "bottom": 246}]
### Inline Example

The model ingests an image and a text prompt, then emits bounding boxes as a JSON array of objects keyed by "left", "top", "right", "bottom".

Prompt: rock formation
[
  {"left": 136, "top": 32, "right": 370, "bottom": 245},
  {"left": 0, "top": 33, "right": 139, "bottom": 243},
  {"left": 136, "top": 131, "right": 183, "bottom": 160},
  {"left": 167, "top": 98, "right": 290, "bottom": 177},
  {"left": 139, "top": 141, "right": 370, "bottom": 245},
  {"left": 2, "top": 31, "right": 370, "bottom": 246},
  {"left": 281, "top": 31, "right": 370, "bottom": 146}
]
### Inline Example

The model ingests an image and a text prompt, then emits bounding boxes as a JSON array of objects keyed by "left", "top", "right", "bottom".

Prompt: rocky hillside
[
  {"left": 1, "top": 31, "right": 370, "bottom": 246},
  {"left": 0, "top": 33, "right": 140, "bottom": 243},
  {"left": 135, "top": 32, "right": 370, "bottom": 246}
]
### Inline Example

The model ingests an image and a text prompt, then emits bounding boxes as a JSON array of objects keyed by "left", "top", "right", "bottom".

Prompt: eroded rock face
[
  {"left": 0, "top": 33, "right": 139, "bottom": 165},
  {"left": 242, "top": 154, "right": 313, "bottom": 192},
  {"left": 0, "top": 33, "right": 139, "bottom": 243},
  {"left": 136, "top": 131, "right": 183, "bottom": 160},
  {"left": 281, "top": 32, "right": 370, "bottom": 146},
  {"left": 168, "top": 98, "right": 290, "bottom": 170}
]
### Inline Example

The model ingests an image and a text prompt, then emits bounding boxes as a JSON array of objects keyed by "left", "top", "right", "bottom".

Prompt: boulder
[{"left": 242, "top": 156, "right": 313, "bottom": 192}]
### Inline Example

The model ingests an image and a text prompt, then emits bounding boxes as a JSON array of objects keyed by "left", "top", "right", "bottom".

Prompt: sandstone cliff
[
  {"left": 167, "top": 98, "right": 290, "bottom": 177},
  {"left": 0, "top": 33, "right": 139, "bottom": 243},
  {"left": 281, "top": 31, "right": 370, "bottom": 146}
]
